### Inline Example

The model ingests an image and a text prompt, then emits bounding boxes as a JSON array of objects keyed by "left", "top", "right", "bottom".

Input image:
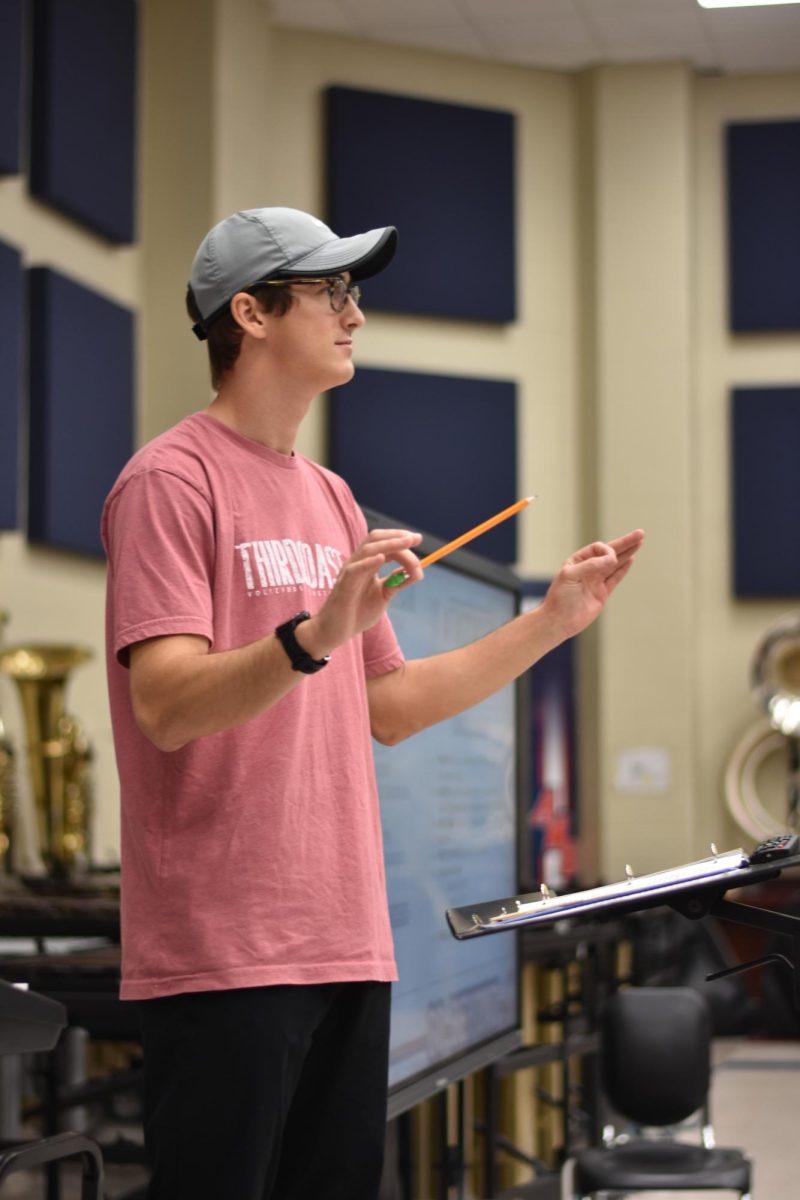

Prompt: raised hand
[{"left": 540, "top": 529, "right": 645, "bottom": 641}]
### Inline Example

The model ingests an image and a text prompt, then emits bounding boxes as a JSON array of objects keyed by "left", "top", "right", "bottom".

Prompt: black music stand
[
  {"left": 0, "top": 979, "right": 104, "bottom": 1198},
  {"left": 446, "top": 847, "right": 800, "bottom": 1005}
]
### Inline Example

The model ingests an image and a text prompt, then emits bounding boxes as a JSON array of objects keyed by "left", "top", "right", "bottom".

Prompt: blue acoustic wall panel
[
  {"left": 329, "top": 367, "right": 518, "bottom": 564},
  {"left": 326, "top": 86, "right": 516, "bottom": 323},
  {"left": 27, "top": 267, "right": 134, "bottom": 556},
  {"left": 0, "top": 240, "right": 24, "bottom": 529},
  {"left": 30, "top": 0, "right": 137, "bottom": 243},
  {"left": 0, "top": 0, "right": 25, "bottom": 174},
  {"left": 732, "top": 387, "right": 800, "bottom": 597},
  {"left": 727, "top": 121, "right": 800, "bottom": 332}
]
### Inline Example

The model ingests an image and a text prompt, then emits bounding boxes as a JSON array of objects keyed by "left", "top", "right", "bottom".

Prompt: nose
[{"left": 344, "top": 296, "right": 365, "bottom": 329}]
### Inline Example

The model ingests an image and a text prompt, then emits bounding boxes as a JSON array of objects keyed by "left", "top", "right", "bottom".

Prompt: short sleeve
[
  {"left": 337, "top": 493, "right": 405, "bottom": 677},
  {"left": 336, "top": 494, "right": 405, "bottom": 677},
  {"left": 362, "top": 612, "right": 404, "bottom": 678},
  {"left": 105, "top": 469, "right": 216, "bottom": 665}
]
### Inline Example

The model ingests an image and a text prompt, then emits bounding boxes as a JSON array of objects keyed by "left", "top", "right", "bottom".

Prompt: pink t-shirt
[{"left": 102, "top": 412, "right": 404, "bottom": 1000}]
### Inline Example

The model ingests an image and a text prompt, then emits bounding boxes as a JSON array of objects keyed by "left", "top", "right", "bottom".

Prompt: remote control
[{"left": 749, "top": 833, "right": 800, "bottom": 864}]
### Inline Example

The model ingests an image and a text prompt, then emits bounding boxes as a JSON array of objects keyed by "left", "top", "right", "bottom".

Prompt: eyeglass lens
[{"left": 330, "top": 279, "right": 361, "bottom": 312}]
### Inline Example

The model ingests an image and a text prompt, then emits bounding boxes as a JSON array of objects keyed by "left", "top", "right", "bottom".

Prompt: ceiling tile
[
  {"left": 339, "top": 0, "right": 464, "bottom": 28},
  {"left": 701, "top": 6, "right": 800, "bottom": 36},
  {"left": 491, "top": 43, "right": 599, "bottom": 70},
  {"left": 705, "top": 4, "right": 800, "bottom": 30},
  {"left": 601, "top": 27, "right": 709, "bottom": 55},
  {"left": 580, "top": 0, "right": 701, "bottom": 15},
  {"left": 268, "top": 0, "right": 355, "bottom": 35},
  {"left": 607, "top": 42, "right": 717, "bottom": 69},
  {"left": 479, "top": 17, "right": 599, "bottom": 60},
  {"left": 354, "top": 22, "right": 487, "bottom": 58},
  {"left": 577, "top": 0, "right": 712, "bottom": 41},
  {"left": 700, "top": 5, "right": 800, "bottom": 69},
  {"left": 715, "top": 36, "right": 800, "bottom": 72},
  {"left": 267, "top": 0, "right": 800, "bottom": 75},
  {"left": 456, "top": 0, "right": 580, "bottom": 20}
]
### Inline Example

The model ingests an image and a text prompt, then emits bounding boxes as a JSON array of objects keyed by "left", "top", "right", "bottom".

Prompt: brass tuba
[
  {"left": 725, "top": 612, "right": 800, "bottom": 839},
  {"left": 751, "top": 612, "right": 800, "bottom": 739},
  {"left": 0, "top": 644, "right": 93, "bottom": 878}
]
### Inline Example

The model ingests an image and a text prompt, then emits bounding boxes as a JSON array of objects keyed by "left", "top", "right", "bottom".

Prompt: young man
[{"left": 102, "top": 207, "right": 644, "bottom": 1200}]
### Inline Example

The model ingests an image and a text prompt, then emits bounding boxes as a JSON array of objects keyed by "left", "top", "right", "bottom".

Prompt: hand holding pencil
[
  {"left": 383, "top": 495, "right": 537, "bottom": 589},
  {"left": 378, "top": 497, "right": 645, "bottom": 649}
]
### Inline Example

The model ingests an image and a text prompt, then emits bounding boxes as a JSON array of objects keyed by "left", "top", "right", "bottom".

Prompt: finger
[
  {"left": 603, "top": 557, "right": 635, "bottom": 594},
  {"left": 360, "top": 528, "right": 419, "bottom": 544},
  {"left": 373, "top": 537, "right": 425, "bottom": 584},
  {"left": 612, "top": 543, "right": 641, "bottom": 568},
  {"left": 396, "top": 567, "right": 423, "bottom": 591},
  {"left": 392, "top": 548, "right": 424, "bottom": 579},
  {"left": 363, "top": 528, "right": 423, "bottom": 550},
  {"left": 382, "top": 566, "right": 424, "bottom": 593},
  {"left": 569, "top": 540, "right": 615, "bottom": 564},
  {"left": 566, "top": 556, "right": 616, "bottom": 585},
  {"left": 337, "top": 553, "right": 387, "bottom": 585},
  {"left": 608, "top": 529, "right": 645, "bottom": 554},
  {"left": 354, "top": 535, "right": 422, "bottom": 565}
]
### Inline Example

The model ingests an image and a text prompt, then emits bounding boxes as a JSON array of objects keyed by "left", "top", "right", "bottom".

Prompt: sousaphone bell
[{"left": 725, "top": 612, "right": 800, "bottom": 839}]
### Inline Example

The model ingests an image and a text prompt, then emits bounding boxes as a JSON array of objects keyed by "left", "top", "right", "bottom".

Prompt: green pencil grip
[{"left": 384, "top": 569, "right": 408, "bottom": 589}]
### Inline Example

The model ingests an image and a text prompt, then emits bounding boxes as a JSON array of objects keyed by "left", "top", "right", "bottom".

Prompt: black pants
[{"left": 139, "top": 981, "right": 392, "bottom": 1200}]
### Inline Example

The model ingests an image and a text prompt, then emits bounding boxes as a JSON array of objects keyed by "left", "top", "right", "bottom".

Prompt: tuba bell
[
  {"left": 0, "top": 644, "right": 93, "bottom": 878},
  {"left": 751, "top": 612, "right": 800, "bottom": 739},
  {"left": 725, "top": 612, "right": 800, "bottom": 839}
]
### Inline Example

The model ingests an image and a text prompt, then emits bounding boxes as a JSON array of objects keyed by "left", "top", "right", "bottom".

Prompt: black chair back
[
  {"left": 603, "top": 986, "right": 711, "bottom": 1127},
  {"left": 0, "top": 978, "right": 66, "bottom": 1055}
]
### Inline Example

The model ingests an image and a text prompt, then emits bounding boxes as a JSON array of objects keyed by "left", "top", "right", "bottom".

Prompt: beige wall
[
  {"left": 0, "top": 150, "right": 139, "bottom": 868},
  {"left": 579, "top": 67, "right": 800, "bottom": 876},
  {"left": 693, "top": 73, "right": 800, "bottom": 857},
  {"left": 1, "top": 0, "right": 798, "bottom": 877},
  {"left": 139, "top": 0, "right": 214, "bottom": 443},
  {"left": 582, "top": 64, "right": 698, "bottom": 876},
  {"left": 264, "top": 28, "right": 583, "bottom": 564}
]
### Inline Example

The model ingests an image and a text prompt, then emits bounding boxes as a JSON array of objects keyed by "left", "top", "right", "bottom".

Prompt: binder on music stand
[{"left": 446, "top": 846, "right": 800, "bottom": 1005}]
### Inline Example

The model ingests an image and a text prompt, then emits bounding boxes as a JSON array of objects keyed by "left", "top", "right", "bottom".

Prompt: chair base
[
  {"left": 0, "top": 1130, "right": 104, "bottom": 1198},
  {"left": 565, "top": 1139, "right": 751, "bottom": 1198}
]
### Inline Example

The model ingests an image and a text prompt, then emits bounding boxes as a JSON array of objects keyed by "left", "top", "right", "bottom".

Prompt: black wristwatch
[{"left": 275, "top": 611, "right": 330, "bottom": 674}]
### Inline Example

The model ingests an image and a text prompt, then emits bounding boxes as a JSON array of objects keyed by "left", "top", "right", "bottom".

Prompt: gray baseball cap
[{"left": 189, "top": 207, "right": 398, "bottom": 339}]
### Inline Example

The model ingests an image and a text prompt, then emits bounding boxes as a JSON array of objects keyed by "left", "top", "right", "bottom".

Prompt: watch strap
[{"left": 275, "top": 611, "right": 330, "bottom": 675}]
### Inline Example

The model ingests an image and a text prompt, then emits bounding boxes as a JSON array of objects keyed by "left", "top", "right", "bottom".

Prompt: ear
[{"left": 229, "top": 291, "right": 269, "bottom": 339}]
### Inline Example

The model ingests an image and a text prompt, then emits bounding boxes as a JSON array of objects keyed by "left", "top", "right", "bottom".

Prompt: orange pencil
[{"left": 384, "top": 496, "right": 536, "bottom": 588}]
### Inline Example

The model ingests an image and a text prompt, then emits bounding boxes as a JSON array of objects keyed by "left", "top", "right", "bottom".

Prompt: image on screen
[{"left": 365, "top": 517, "right": 521, "bottom": 1107}]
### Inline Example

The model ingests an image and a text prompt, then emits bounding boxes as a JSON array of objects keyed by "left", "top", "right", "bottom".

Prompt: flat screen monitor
[{"left": 364, "top": 510, "right": 523, "bottom": 1118}]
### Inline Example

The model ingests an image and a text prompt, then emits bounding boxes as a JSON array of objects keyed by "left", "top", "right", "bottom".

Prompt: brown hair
[{"left": 186, "top": 284, "right": 294, "bottom": 390}]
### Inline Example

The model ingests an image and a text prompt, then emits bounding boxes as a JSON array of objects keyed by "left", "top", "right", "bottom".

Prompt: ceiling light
[{"left": 698, "top": 0, "right": 800, "bottom": 8}]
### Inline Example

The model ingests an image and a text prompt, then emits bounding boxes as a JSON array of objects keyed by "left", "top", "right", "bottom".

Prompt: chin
[{"left": 327, "top": 362, "right": 356, "bottom": 389}]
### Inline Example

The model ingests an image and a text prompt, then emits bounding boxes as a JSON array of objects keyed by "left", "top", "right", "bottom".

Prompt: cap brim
[{"left": 278, "top": 226, "right": 398, "bottom": 282}]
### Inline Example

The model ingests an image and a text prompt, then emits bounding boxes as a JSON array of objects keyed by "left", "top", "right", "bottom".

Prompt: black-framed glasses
[{"left": 264, "top": 277, "right": 361, "bottom": 314}]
